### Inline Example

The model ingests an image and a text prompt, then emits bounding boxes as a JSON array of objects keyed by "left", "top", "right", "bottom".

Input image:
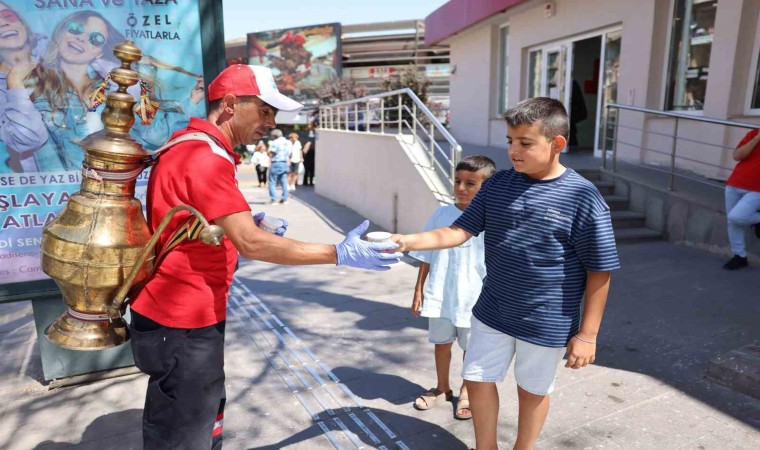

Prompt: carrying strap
[
  {"left": 149, "top": 132, "right": 236, "bottom": 166},
  {"left": 81, "top": 132, "right": 235, "bottom": 183}
]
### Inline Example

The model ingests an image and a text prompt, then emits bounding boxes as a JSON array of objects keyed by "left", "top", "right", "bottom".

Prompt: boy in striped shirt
[{"left": 391, "top": 97, "right": 620, "bottom": 450}]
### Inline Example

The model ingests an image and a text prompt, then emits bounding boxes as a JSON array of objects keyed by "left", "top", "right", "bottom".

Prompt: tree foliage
[
  {"left": 381, "top": 65, "right": 432, "bottom": 123},
  {"left": 381, "top": 65, "right": 432, "bottom": 104},
  {"left": 317, "top": 78, "right": 368, "bottom": 105}
]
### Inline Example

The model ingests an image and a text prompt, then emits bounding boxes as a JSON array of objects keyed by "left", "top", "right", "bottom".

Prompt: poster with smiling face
[{"left": 0, "top": 0, "right": 210, "bottom": 286}]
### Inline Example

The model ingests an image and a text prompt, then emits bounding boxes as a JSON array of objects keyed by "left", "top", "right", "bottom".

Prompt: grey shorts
[
  {"left": 428, "top": 317, "right": 470, "bottom": 351},
  {"left": 462, "top": 317, "right": 565, "bottom": 395}
]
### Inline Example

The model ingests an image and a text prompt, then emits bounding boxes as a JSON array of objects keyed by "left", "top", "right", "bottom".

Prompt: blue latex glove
[
  {"left": 253, "top": 212, "right": 288, "bottom": 237},
  {"left": 336, "top": 220, "right": 403, "bottom": 271}
]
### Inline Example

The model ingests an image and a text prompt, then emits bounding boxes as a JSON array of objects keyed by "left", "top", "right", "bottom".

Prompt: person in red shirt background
[
  {"left": 723, "top": 128, "right": 760, "bottom": 270},
  {"left": 129, "top": 64, "right": 402, "bottom": 450}
]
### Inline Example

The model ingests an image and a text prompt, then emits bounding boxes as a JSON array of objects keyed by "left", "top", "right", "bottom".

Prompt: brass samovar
[{"left": 40, "top": 41, "right": 223, "bottom": 350}]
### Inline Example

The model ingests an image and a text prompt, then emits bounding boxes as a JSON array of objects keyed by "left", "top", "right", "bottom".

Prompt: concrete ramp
[{"left": 316, "top": 130, "right": 452, "bottom": 234}]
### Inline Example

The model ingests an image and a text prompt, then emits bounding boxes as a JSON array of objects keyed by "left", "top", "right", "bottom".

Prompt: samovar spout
[{"left": 107, "top": 205, "right": 224, "bottom": 318}]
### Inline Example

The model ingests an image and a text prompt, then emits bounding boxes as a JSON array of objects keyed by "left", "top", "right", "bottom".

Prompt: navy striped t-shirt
[{"left": 453, "top": 168, "right": 620, "bottom": 348}]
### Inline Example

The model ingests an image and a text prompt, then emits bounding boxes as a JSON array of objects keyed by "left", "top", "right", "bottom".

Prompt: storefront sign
[{"left": 425, "top": 64, "right": 450, "bottom": 78}]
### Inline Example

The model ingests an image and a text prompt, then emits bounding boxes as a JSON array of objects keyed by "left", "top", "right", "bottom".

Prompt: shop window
[
  {"left": 498, "top": 26, "right": 509, "bottom": 114},
  {"left": 665, "top": 0, "right": 718, "bottom": 111}
]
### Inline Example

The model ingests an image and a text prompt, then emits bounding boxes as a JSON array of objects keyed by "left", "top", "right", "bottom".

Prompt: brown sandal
[{"left": 413, "top": 388, "right": 453, "bottom": 410}]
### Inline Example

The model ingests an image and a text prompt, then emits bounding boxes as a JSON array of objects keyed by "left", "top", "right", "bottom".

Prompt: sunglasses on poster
[
  {"left": 0, "top": 9, "right": 19, "bottom": 23},
  {"left": 65, "top": 20, "right": 106, "bottom": 48}
]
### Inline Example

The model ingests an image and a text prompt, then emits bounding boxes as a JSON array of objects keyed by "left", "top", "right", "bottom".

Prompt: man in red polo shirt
[
  {"left": 723, "top": 128, "right": 760, "bottom": 270},
  {"left": 129, "top": 64, "right": 402, "bottom": 450}
]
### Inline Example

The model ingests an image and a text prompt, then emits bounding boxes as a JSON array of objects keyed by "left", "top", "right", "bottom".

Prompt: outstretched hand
[
  {"left": 389, "top": 233, "right": 408, "bottom": 252},
  {"left": 336, "top": 220, "right": 403, "bottom": 271}
]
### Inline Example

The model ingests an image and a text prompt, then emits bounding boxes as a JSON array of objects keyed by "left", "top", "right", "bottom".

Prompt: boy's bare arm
[
  {"left": 733, "top": 130, "right": 760, "bottom": 161},
  {"left": 392, "top": 225, "right": 472, "bottom": 252},
  {"left": 411, "top": 262, "right": 430, "bottom": 316},
  {"left": 565, "top": 271, "right": 611, "bottom": 370}
]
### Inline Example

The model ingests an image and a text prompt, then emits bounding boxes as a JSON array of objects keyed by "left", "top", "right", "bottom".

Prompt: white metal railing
[
  {"left": 318, "top": 88, "right": 462, "bottom": 191},
  {"left": 603, "top": 103, "right": 757, "bottom": 190}
]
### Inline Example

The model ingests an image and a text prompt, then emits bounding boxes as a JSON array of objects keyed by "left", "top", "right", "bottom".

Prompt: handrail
[
  {"left": 325, "top": 88, "right": 459, "bottom": 149},
  {"left": 607, "top": 103, "right": 757, "bottom": 129},
  {"left": 603, "top": 103, "right": 755, "bottom": 191},
  {"left": 319, "top": 88, "right": 462, "bottom": 197}
]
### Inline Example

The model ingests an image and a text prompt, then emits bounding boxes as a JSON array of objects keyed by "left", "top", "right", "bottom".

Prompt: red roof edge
[{"left": 425, "top": 0, "right": 527, "bottom": 46}]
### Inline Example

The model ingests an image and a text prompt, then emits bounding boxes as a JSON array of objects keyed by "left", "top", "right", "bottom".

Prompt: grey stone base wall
[{"left": 602, "top": 170, "right": 760, "bottom": 262}]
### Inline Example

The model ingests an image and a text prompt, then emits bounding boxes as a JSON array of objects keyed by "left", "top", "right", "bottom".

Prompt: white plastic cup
[
  {"left": 365, "top": 231, "right": 392, "bottom": 244},
  {"left": 258, "top": 216, "right": 285, "bottom": 234}
]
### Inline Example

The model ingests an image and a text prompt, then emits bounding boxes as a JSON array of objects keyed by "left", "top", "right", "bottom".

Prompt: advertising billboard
[
  {"left": 247, "top": 22, "right": 341, "bottom": 107},
  {"left": 0, "top": 1, "right": 216, "bottom": 294}
]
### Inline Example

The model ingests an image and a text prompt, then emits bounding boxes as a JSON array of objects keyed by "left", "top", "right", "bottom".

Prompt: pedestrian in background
[
  {"left": 302, "top": 123, "right": 316, "bottom": 186},
  {"left": 268, "top": 128, "right": 290, "bottom": 204},
  {"left": 252, "top": 139, "right": 269, "bottom": 187},
  {"left": 722, "top": 128, "right": 760, "bottom": 270},
  {"left": 287, "top": 131, "right": 302, "bottom": 190}
]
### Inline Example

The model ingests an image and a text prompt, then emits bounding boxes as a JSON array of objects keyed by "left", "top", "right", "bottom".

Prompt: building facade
[{"left": 427, "top": 0, "right": 760, "bottom": 180}]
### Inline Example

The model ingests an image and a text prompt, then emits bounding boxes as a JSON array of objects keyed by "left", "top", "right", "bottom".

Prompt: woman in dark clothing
[{"left": 302, "top": 127, "right": 315, "bottom": 186}]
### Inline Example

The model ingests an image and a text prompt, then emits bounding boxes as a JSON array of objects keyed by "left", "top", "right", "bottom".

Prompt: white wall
[
  {"left": 315, "top": 130, "right": 444, "bottom": 234},
  {"left": 449, "top": 25, "right": 494, "bottom": 147}
]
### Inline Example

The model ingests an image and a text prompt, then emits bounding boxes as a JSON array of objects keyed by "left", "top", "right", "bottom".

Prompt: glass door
[
  {"left": 543, "top": 45, "right": 571, "bottom": 151},
  {"left": 543, "top": 46, "right": 569, "bottom": 104},
  {"left": 596, "top": 30, "right": 622, "bottom": 152}
]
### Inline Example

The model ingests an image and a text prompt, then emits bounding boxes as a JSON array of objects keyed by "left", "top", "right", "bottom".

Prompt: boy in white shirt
[{"left": 409, "top": 155, "right": 495, "bottom": 420}]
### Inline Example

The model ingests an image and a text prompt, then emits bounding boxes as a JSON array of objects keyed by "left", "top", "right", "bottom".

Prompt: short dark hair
[
  {"left": 208, "top": 99, "right": 221, "bottom": 112},
  {"left": 207, "top": 95, "right": 263, "bottom": 114},
  {"left": 455, "top": 155, "right": 496, "bottom": 179},
  {"left": 504, "top": 97, "right": 569, "bottom": 140}
]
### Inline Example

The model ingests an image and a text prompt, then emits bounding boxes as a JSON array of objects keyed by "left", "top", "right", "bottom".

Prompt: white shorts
[
  {"left": 462, "top": 317, "right": 566, "bottom": 395},
  {"left": 428, "top": 317, "right": 470, "bottom": 351}
]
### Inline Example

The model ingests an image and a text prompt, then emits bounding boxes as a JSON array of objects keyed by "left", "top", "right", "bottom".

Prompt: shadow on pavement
[
  {"left": 31, "top": 409, "right": 142, "bottom": 450},
  {"left": 332, "top": 366, "right": 426, "bottom": 406},
  {"left": 245, "top": 406, "right": 469, "bottom": 450}
]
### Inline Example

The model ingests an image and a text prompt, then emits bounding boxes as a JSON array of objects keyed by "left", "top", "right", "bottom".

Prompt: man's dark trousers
[{"left": 130, "top": 310, "right": 226, "bottom": 449}]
